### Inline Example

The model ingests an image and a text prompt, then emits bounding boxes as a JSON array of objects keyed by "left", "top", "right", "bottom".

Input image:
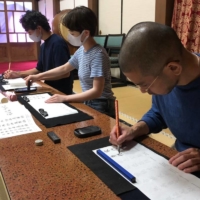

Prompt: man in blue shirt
[
  {"left": 4, "top": 10, "right": 73, "bottom": 95},
  {"left": 109, "top": 22, "right": 200, "bottom": 173}
]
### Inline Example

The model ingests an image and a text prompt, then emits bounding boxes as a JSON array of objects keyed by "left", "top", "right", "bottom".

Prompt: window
[{"left": 0, "top": 0, "right": 33, "bottom": 43}]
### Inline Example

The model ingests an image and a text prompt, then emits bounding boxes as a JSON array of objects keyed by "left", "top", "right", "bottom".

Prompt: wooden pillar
[
  {"left": 155, "top": 0, "right": 174, "bottom": 26},
  {"left": 88, "top": 0, "right": 98, "bottom": 16},
  {"left": 88, "top": 0, "right": 98, "bottom": 34},
  {"left": 53, "top": 0, "right": 60, "bottom": 16}
]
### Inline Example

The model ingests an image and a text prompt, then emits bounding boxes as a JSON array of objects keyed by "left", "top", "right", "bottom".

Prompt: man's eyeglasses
[
  {"left": 135, "top": 75, "right": 159, "bottom": 92},
  {"left": 145, "top": 75, "right": 159, "bottom": 92},
  {"left": 134, "top": 60, "right": 180, "bottom": 92}
]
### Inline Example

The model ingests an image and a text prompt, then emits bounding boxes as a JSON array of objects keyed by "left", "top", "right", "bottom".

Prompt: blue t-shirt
[
  {"left": 36, "top": 34, "right": 73, "bottom": 94},
  {"left": 141, "top": 76, "right": 200, "bottom": 151},
  {"left": 69, "top": 44, "right": 114, "bottom": 99}
]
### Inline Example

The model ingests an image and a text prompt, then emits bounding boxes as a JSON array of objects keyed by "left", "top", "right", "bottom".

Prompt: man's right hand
[
  {"left": 3, "top": 70, "right": 20, "bottom": 79},
  {"left": 109, "top": 125, "right": 135, "bottom": 146},
  {"left": 109, "top": 121, "right": 149, "bottom": 146}
]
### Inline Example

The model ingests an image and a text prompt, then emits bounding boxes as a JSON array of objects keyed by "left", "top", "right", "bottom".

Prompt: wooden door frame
[
  {"left": 53, "top": 0, "right": 60, "bottom": 16},
  {"left": 0, "top": 0, "right": 38, "bottom": 63},
  {"left": 155, "top": 0, "right": 174, "bottom": 26},
  {"left": 88, "top": 0, "right": 98, "bottom": 35}
]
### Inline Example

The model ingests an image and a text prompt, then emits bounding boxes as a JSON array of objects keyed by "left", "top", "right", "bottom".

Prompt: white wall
[
  {"left": 75, "top": 0, "right": 88, "bottom": 7},
  {"left": 99, "top": 0, "right": 121, "bottom": 35},
  {"left": 122, "top": 0, "right": 155, "bottom": 33},
  {"left": 98, "top": 0, "right": 156, "bottom": 34},
  {"left": 60, "top": 0, "right": 88, "bottom": 11}
]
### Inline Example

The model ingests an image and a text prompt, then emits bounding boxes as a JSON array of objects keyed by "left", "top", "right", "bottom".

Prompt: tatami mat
[
  {"left": 0, "top": 171, "right": 10, "bottom": 200},
  {"left": 73, "top": 80, "right": 176, "bottom": 147}
]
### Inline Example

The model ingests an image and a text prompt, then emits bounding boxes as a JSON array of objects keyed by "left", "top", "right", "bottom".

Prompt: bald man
[{"left": 109, "top": 22, "right": 200, "bottom": 173}]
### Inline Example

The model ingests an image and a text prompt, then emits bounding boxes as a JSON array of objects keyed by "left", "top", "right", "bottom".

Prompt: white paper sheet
[
  {"left": 0, "top": 102, "right": 41, "bottom": 139},
  {"left": 93, "top": 142, "right": 200, "bottom": 200},
  {"left": 3, "top": 78, "right": 40, "bottom": 90},
  {"left": 22, "top": 93, "right": 78, "bottom": 119},
  {"left": 8, "top": 78, "right": 27, "bottom": 86}
]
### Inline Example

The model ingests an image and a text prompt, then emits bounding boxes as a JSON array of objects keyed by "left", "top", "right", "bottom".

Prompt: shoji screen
[
  {"left": 60, "top": 0, "right": 88, "bottom": 10},
  {"left": 38, "top": 0, "right": 54, "bottom": 30}
]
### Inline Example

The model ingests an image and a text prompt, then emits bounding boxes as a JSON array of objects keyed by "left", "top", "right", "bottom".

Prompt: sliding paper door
[{"left": 0, "top": 0, "right": 38, "bottom": 63}]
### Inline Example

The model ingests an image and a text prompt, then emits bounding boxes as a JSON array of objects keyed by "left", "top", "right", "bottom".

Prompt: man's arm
[
  {"left": 20, "top": 68, "right": 40, "bottom": 77},
  {"left": 110, "top": 96, "right": 167, "bottom": 145},
  {"left": 141, "top": 96, "right": 167, "bottom": 133},
  {"left": 4, "top": 68, "right": 39, "bottom": 79}
]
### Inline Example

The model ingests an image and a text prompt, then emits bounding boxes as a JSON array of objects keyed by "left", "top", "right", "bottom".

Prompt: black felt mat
[
  {"left": 67, "top": 137, "right": 150, "bottom": 199},
  {"left": 17, "top": 93, "right": 93, "bottom": 128}
]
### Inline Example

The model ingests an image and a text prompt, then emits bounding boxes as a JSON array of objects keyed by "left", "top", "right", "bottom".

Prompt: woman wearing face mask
[
  {"left": 3, "top": 10, "right": 73, "bottom": 95},
  {"left": 26, "top": 6, "right": 116, "bottom": 118}
]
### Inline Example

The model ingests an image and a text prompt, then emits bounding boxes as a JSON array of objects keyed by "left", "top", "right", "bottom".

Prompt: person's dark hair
[
  {"left": 62, "top": 6, "right": 97, "bottom": 36},
  {"left": 119, "top": 22, "right": 184, "bottom": 76},
  {"left": 19, "top": 10, "right": 51, "bottom": 32}
]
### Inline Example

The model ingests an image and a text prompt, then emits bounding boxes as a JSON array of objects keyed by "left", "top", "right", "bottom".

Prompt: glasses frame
[
  {"left": 144, "top": 75, "right": 159, "bottom": 92},
  {"left": 135, "top": 75, "right": 159, "bottom": 92},
  {"left": 135, "top": 60, "right": 181, "bottom": 92}
]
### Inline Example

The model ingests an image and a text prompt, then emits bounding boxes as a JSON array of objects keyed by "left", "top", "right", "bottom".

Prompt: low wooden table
[{"left": 0, "top": 85, "right": 177, "bottom": 200}]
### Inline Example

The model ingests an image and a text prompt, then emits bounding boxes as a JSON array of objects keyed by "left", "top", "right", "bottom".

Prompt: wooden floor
[{"left": 73, "top": 80, "right": 176, "bottom": 148}]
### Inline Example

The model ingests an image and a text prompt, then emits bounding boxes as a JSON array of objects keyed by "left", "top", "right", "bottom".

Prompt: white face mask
[
  {"left": 67, "top": 31, "right": 88, "bottom": 46},
  {"left": 29, "top": 30, "right": 42, "bottom": 42}
]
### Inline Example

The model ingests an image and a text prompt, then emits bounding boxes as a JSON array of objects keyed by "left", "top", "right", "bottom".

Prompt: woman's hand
[
  {"left": 25, "top": 74, "right": 40, "bottom": 85},
  {"left": 45, "top": 94, "right": 67, "bottom": 103}
]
